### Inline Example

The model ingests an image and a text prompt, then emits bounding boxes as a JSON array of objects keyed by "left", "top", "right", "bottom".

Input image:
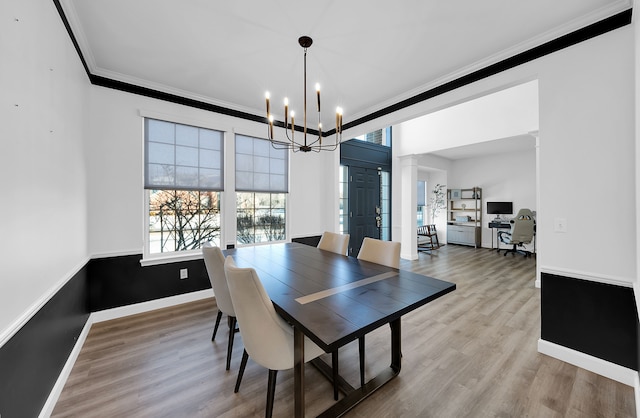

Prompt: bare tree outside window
[
  {"left": 236, "top": 192, "right": 286, "bottom": 245},
  {"left": 149, "top": 190, "right": 221, "bottom": 253}
]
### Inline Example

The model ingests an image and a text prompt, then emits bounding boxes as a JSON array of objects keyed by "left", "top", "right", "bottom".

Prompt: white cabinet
[
  {"left": 447, "top": 187, "right": 481, "bottom": 248},
  {"left": 447, "top": 224, "right": 481, "bottom": 247}
]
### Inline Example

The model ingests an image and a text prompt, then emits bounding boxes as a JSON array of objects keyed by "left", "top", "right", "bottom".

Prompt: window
[
  {"left": 339, "top": 165, "right": 349, "bottom": 235},
  {"left": 381, "top": 171, "right": 391, "bottom": 240},
  {"left": 144, "top": 118, "right": 224, "bottom": 255},
  {"left": 354, "top": 127, "right": 392, "bottom": 147},
  {"left": 417, "top": 180, "right": 426, "bottom": 226},
  {"left": 236, "top": 192, "right": 286, "bottom": 244},
  {"left": 235, "top": 134, "right": 288, "bottom": 245}
]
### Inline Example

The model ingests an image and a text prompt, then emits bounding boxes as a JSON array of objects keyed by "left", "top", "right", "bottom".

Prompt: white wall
[
  {"left": 537, "top": 26, "right": 636, "bottom": 283},
  {"left": 0, "top": 0, "right": 91, "bottom": 342},
  {"left": 634, "top": 3, "right": 640, "bottom": 412},
  {"left": 390, "top": 25, "right": 636, "bottom": 285},
  {"left": 86, "top": 86, "right": 333, "bottom": 257},
  {"left": 636, "top": 0, "right": 640, "bottom": 311},
  {"left": 396, "top": 80, "right": 539, "bottom": 156}
]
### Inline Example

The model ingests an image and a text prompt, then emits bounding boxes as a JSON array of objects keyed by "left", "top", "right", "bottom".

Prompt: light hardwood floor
[{"left": 52, "top": 245, "right": 636, "bottom": 417}]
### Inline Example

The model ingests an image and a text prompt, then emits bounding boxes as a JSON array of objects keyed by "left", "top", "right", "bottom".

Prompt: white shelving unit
[{"left": 446, "top": 187, "right": 482, "bottom": 247}]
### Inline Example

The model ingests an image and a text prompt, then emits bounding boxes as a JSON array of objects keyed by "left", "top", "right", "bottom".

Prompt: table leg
[
  {"left": 491, "top": 227, "right": 494, "bottom": 249},
  {"left": 294, "top": 326, "right": 305, "bottom": 418},
  {"left": 390, "top": 318, "right": 401, "bottom": 373}
]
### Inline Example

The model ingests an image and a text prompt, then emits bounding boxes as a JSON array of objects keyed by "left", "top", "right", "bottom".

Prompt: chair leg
[
  {"left": 332, "top": 350, "right": 339, "bottom": 400},
  {"left": 359, "top": 336, "right": 365, "bottom": 387},
  {"left": 226, "top": 316, "right": 237, "bottom": 370},
  {"left": 234, "top": 349, "right": 249, "bottom": 393},
  {"left": 266, "top": 369, "right": 278, "bottom": 418},
  {"left": 212, "top": 310, "right": 223, "bottom": 341},
  {"left": 228, "top": 315, "right": 239, "bottom": 331}
]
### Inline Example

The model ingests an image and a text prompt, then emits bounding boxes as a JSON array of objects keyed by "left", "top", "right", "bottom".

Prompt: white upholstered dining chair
[
  {"left": 317, "top": 231, "right": 350, "bottom": 256},
  {"left": 224, "top": 256, "right": 325, "bottom": 418},
  {"left": 202, "top": 243, "right": 238, "bottom": 371},
  {"left": 355, "top": 237, "right": 401, "bottom": 386},
  {"left": 317, "top": 230, "right": 352, "bottom": 399},
  {"left": 357, "top": 237, "right": 401, "bottom": 268}
]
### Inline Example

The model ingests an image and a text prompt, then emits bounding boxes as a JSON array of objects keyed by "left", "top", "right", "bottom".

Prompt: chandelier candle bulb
[
  {"left": 290, "top": 111, "right": 295, "bottom": 139},
  {"left": 265, "top": 92, "right": 270, "bottom": 119},
  {"left": 269, "top": 114, "right": 274, "bottom": 138},
  {"left": 284, "top": 97, "right": 289, "bottom": 126},
  {"left": 315, "top": 83, "right": 321, "bottom": 112}
]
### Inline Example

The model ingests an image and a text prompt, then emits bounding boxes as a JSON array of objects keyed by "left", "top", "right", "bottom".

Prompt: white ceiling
[{"left": 59, "top": 0, "right": 631, "bottom": 134}]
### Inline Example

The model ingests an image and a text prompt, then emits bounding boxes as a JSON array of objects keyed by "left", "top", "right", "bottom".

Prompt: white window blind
[
  {"left": 235, "top": 135, "right": 288, "bottom": 193},
  {"left": 144, "top": 118, "right": 224, "bottom": 191}
]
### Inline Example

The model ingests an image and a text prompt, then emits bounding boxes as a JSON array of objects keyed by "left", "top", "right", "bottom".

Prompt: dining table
[{"left": 224, "top": 242, "right": 456, "bottom": 418}]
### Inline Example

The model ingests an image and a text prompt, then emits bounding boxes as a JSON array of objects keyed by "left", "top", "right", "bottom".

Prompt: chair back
[
  {"left": 224, "top": 256, "right": 299, "bottom": 370},
  {"left": 357, "top": 237, "right": 401, "bottom": 269},
  {"left": 317, "top": 231, "right": 350, "bottom": 255},
  {"left": 417, "top": 225, "right": 437, "bottom": 237},
  {"left": 202, "top": 243, "right": 234, "bottom": 316},
  {"left": 510, "top": 209, "right": 535, "bottom": 244}
]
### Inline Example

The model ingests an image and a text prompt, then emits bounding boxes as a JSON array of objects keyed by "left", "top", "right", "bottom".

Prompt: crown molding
[{"left": 53, "top": 1, "right": 633, "bottom": 134}]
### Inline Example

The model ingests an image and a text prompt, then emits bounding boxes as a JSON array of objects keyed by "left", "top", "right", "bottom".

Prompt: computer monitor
[{"left": 487, "top": 201, "right": 513, "bottom": 220}]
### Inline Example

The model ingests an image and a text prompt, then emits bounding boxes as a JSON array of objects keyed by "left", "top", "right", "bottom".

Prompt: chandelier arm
[
  {"left": 264, "top": 36, "right": 342, "bottom": 153},
  {"left": 304, "top": 135, "right": 323, "bottom": 148},
  {"left": 283, "top": 123, "right": 292, "bottom": 143}
]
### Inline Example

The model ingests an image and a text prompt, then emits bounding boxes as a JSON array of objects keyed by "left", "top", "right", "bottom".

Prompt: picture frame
[{"left": 450, "top": 189, "right": 461, "bottom": 199}]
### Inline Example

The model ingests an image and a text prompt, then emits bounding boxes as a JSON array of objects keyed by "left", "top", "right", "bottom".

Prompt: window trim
[
  {"left": 140, "top": 109, "right": 226, "bottom": 265},
  {"left": 233, "top": 134, "right": 290, "bottom": 246},
  {"left": 141, "top": 189, "right": 225, "bottom": 266},
  {"left": 140, "top": 248, "right": 204, "bottom": 267}
]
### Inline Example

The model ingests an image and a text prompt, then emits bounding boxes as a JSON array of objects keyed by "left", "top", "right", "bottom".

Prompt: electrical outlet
[{"left": 180, "top": 268, "right": 188, "bottom": 279}]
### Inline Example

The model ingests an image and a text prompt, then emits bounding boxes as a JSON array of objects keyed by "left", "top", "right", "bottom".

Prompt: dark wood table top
[{"left": 224, "top": 242, "right": 456, "bottom": 352}]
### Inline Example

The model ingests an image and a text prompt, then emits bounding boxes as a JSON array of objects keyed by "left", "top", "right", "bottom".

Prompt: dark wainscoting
[
  {"left": 88, "top": 254, "right": 211, "bottom": 312},
  {"left": 0, "top": 265, "right": 89, "bottom": 418},
  {"left": 292, "top": 235, "right": 322, "bottom": 248},
  {"left": 0, "top": 254, "right": 213, "bottom": 417},
  {"left": 541, "top": 272, "right": 639, "bottom": 370}
]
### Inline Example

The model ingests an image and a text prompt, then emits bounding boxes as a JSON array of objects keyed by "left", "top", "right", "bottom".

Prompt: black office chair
[{"left": 498, "top": 209, "right": 535, "bottom": 257}]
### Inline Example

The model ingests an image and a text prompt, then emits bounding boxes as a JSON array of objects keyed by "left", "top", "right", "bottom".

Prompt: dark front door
[{"left": 348, "top": 166, "right": 381, "bottom": 256}]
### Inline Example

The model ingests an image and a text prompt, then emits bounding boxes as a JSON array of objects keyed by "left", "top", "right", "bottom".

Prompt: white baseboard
[
  {"left": 39, "top": 289, "right": 215, "bottom": 417},
  {"left": 538, "top": 339, "right": 636, "bottom": 387},
  {"left": 39, "top": 318, "right": 92, "bottom": 418},
  {"left": 91, "top": 289, "right": 213, "bottom": 323},
  {"left": 400, "top": 252, "right": 419, "bottom": 261}
]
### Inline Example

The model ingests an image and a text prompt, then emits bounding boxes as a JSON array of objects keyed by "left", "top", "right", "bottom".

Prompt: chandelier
[{"left": 265, "top": 36, "right": 343, "bottom": 152}]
